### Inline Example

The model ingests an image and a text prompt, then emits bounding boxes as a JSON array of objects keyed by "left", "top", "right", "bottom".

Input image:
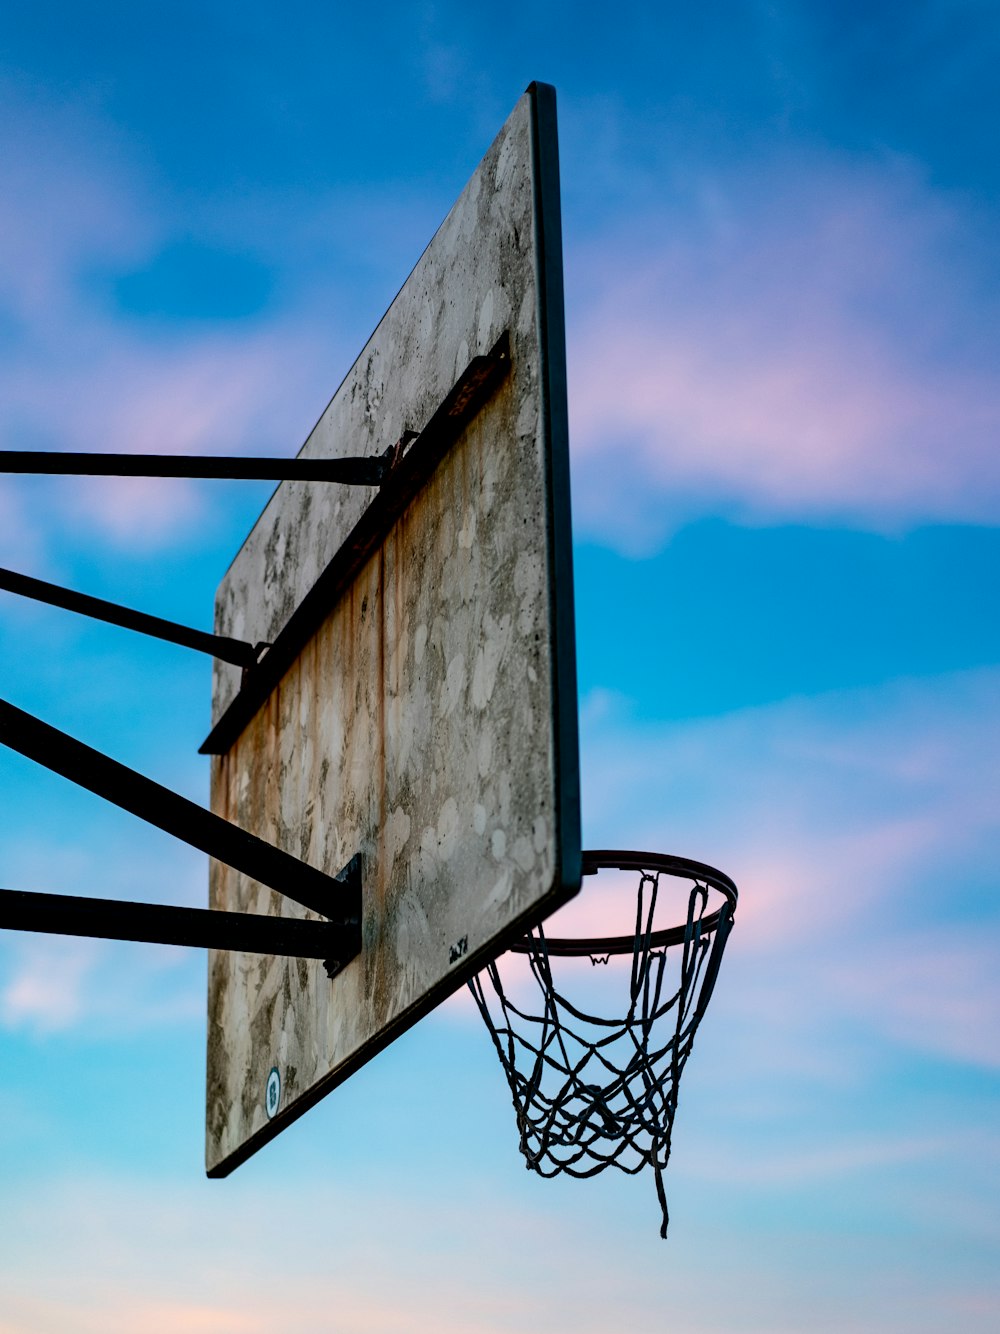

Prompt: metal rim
[{"left": 508, "top": 849, "right": 738, "bottom": 957}]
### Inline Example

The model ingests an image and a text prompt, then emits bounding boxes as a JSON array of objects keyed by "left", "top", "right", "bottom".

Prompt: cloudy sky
[{"left": 1, "top": 3, "right": 998, "bottom": 1331}]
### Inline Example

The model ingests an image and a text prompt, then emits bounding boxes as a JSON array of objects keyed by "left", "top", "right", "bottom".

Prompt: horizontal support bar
[
  {"left": 0, "top": 696, "right": 346, "bottom": 919},
  {"left": 0, "top": 451, "right": 389, "bottom": 486},
  {"left": 201, "top": 332, "right": 511, "bottom": 754},
  {"left": 0, "top": 564, "right": 263, "bottom": 669},
  {"left": 0, "top": 887, "right": 356, "bottom": 961}
]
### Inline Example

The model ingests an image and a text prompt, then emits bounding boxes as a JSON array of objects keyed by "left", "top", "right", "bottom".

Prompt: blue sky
[{"left": 1, "top": 3, "right": 998, "bottom": 1330}]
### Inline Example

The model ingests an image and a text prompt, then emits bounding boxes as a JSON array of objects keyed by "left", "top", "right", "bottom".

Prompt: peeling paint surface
[{"left": 206, "top": 90, "right": 577, "bottom": 1174}]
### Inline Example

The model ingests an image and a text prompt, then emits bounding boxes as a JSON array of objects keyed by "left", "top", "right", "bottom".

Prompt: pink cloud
[
  {"left": 0, "top": 479, "right": 44, "bottom": 565},
  {"left": 0, "top": 318, "right": 339, "bottom": 553},
  {"left": 0, "top": 93, "right": 153, "bottom": 324},
  {"left": 682, "top": 1131, "right": 950, "bottom": 1186},
  {"left": 12, "top": 326, "right": 334, "bottom": 549},
  {"left": 576, "top": 669, "right": 1000, "bottom": 1071},
  {"left": 568, "top": 152, "right": 1000, "bottom": 545},
  {"left": 3, "top": 1162, "right": 996, "bottom": 1334},
  {"left": 830, "top": 931, "right": 1000, "bottom": 1069},
  {"left": 0, "top": 831, "right": 207, "bottom": 1036},
  {"left": 0, "top": 1176, "right": 595, "bottom": 1334},
  {"left": 0, "top": 936, "right": 102, "bottom": 1031},
  {"left": 0, "top": 935, "right": 202, "bottom": 1036},
  {"left": 0, "top": 87, "right": 342, "bottom": 555}
]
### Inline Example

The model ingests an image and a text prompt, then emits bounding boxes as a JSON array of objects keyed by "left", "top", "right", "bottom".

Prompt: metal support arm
[
  {"left": 0, "top": 564, "right": 265, "bottom": 669},
  {"left": 0, "top": 855, "right": 362, "bottom": 978},
  {"left": 0, "top": 450, "right": 391, "bottom": 486},
  {"left": 0, "top": 696, "right": 346, "bottom": 919},
  {"left": 0, "top": 888, "right": 347, "bottom": 966}
]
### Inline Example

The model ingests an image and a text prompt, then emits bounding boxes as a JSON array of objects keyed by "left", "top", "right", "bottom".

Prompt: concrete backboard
[{"left": 205, "top": 82, "right": 579, "bottom": 1176}]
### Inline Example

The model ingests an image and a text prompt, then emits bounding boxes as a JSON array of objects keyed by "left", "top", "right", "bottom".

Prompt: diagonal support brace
[
  {"left": 0, "top": 563, "right": 266, "bottom": 669},
  {"left": 0, "top": 695, "right": 346, "bottom": 920}
]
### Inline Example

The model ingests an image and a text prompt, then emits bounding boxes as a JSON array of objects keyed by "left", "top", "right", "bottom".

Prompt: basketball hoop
[{"left": 469, "top": 850, "right": 737, "bottom": 1238}]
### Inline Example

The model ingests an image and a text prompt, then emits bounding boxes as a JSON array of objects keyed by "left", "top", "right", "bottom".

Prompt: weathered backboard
[{"left": 204, "top": 83, "right": 580, "bottom": 1175}]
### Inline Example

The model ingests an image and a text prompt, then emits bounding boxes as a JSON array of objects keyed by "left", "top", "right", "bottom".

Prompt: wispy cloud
[
  {"left": 829, "top": 930, "right": 1000, "bottom": 1069},
  {"left": 0, "top": 831, "right": 206, "bottom": 1035},
  {"left": 0, "top": 83, "right": 154, "bottom": 324},
  {"left": 683, "top": 1131, "right": 955, "bottom": 1186},
  {"left": 0, "top": 1159, "right": 996, "bottom": 1334},
  {"left": 0, "top": 83, "right": 342, "bottom": 556},
  {"left": 0, "top": 934, "right": 202, "bottom": 1036},
  {"left": 8, "top": 328, "right": 333, "bottom": 549},
  {"left": 578, "top": 668, "right": 1000, "bottom": 1073},
  {"left": 0, "top": 935, "right": 103, "bottom": 1031},
  {"left": 568, "top": 150, "right": 1000, "bottom": 547}
]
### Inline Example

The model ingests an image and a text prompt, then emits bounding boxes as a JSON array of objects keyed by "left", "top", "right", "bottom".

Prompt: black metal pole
[
  {"left": 0, "top": 887, "right": 352, "bottom": 960},
  {"left": 0, "top": 451, "right": 389, "bottom": 485},
  {"left": 0, "top": 564, "right": 262, "bottom": 669},
  {"left": 0, "top": 696, "right": 344, "bottom": 919}
]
